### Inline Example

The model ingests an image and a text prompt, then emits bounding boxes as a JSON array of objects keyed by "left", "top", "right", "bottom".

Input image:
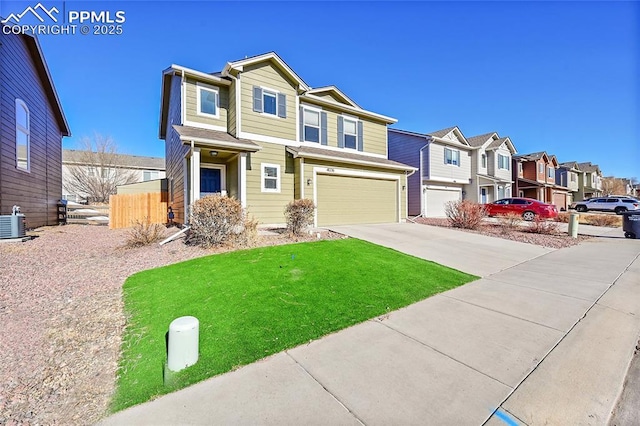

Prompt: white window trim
[
  {"left": 260, "top": 86, "right": 281, "bottom": 118},
  {"left": 303, "top": 105, "right": 322, "bottom": 143},
  {"left": 196, "top": 82, "right": 220, "bottom": 119},
  {"left": 548, "top": 167, "right": 554, "bottom": 178},
  {"left": 342, "top": 115, "right": 359, "bottom": 151},
  {"left": 481, "top": 153, "right": 487, "bottom": 169},
  {"left": 498, "top": 154, "right": 510, "bottom": 170},
  {"left": 15, "top": 98, "right": 30, "bottom": 172},
  {"left": 444, "top": 147, "right": 460, "bottom": 167},
  {"left": 261, "top": 163, "right": 280, "bottom": 193}
]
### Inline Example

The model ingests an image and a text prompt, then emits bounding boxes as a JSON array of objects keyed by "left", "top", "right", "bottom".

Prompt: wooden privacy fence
[{"left": 109, "top": 192, "right": 168, "bottom": 229}]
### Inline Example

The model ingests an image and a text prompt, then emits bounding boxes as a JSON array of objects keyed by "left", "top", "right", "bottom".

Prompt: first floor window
[
  {"left": 343, "top": 118, "right": 357, "bottom": 149},
  {"left": 261, "top": 163, "right": 280, "bottom": 192},
  {"left": 15, "top": 99, "right": 30, "bottom": 171},
  {"left": 198, "top": 85, "right": 219, "bottom": 117},
  {"left": 303, "top": 108, "right": 320, "bottom": 143},
  {"left": 498, "top": 154, "right": 510, "bottom": 170},
  {"left": 444, "top": 148, "right": 460, "bottom": 166}
]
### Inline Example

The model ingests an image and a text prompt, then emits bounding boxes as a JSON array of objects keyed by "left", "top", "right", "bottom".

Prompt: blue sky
[{"left": 3, "top": 1, "right": 639, "bottom": 178}]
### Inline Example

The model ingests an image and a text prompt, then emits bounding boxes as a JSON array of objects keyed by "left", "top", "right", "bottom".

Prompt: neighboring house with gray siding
[
  {"left": 159, "top": 52, "right": 414, "bottom": 226},
  {"left": 557, "top": 161, "right": 581, "bottom": 206},
  {"left": 0, "top": 29, "right": 70, "bottom": 228},
  {"left": 575, "top": 162, "right": 603, "bottom": 200},
  {"left": 465, "top": 132, "right": 517, "bottom": 204},
  {"left": 61, "top": 150, "right": 165, "bottom": 202},
  {"left": 388, "top": 126, "right": 472, "bottom": 217}
]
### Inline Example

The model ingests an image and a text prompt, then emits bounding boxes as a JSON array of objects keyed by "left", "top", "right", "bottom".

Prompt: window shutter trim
[
  {"left": 357, "top": 121, "right": 364, "bottom": 151},
  {"left": 253, "top": 86, "right": 263, "bottom": 113},
  {"left": 277, "top": 93, "right": 286, "bottom": 118},
  {"left": 337, "top": 116, "right": 344, "bottom": 148},
  {"left": 321, "top": 112, "right": 328, "bottom": 145},
  {"left": 299, "top": 106, "right": 304, "bottom": 141}
]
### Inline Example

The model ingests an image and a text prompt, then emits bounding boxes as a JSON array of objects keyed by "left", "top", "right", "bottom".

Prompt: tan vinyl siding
[
  {"left": 0, "top": 32, "right": 63, "bottom": 227},
  {"left": 240, "top": 62, "right": 297, "bottom": 140},
  {"left": 227, "top": 156, "right": 239, "bottom": 199},
  {"left": 300, "top": 101, "right": 388, "bottom": 156},
  {"left": 184, "top": 78, "right": 228, "bottom": 129},
  {"left": 428, "top": 142, "right": 472, "bottom": 182},
  {"left": 245, "top": 142, "right": 295, "bottom": 224},
  {"left": 314, "top": 92, "right": 347, "bottom": 104},
  {"left": 228, "top": 82, "right": 236, "bottom": 136},
  {"left": 165, "top": 75, "right": 189, "bottom": 223}
]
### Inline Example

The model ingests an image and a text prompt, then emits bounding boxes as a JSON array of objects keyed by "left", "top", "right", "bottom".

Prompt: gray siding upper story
[
  {"left": 557, "top": 169, "right": 579, "bottom": 191},
  {"left": 492, "top": 144, "right": 513, "bottom": 181},
  {"left": 427, "top": 141, "right": 471, "bottom": 183}
]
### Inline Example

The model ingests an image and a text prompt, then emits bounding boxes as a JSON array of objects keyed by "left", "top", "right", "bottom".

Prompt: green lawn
[{"left": 112, "top": 238, "right": 476, "bottom": 411}]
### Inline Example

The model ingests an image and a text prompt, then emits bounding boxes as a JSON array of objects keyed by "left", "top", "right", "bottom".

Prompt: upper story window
[
  {"left": 87, "top": 167, "right": 96, "bottom": 177},
  {"left": 101, "top": 168, "right": 111, "bottom": 179},
  {"left": 538, "top": 163, "right": 544, "bottom": 174},
  {"left": 444, "top": 147, "right": 460, "bottom": 166},
  {"left": 15, "top": 99, "right": 30, "bottom": 171},
  {"left": 253, "top": 86, "right": 286, "bottom": 118},
  {"left": 498, "top": 154, "right": 510, "bottom": 170},
  {"left": 261, "top": 163, "right": 280, "bottom": 193},
  {"left": 547, "top": 167, "right": 554, "bottom": 178},
  {"left": 343, "top": 118, "right": 357, "bottom": 149},
  {"left": 518, "top": 163, "right": 523, "bottom": 173},
  {"left": 303, "top": 108, "right": 320, "bottom": 143},
  {"left": 197, "top": 83, "right": 219, "bottom": 118},
  {"left": 144, "top": 171, "right": 159, "bottom": 181},
  {"left": 481, "top": 154, "right": 486, "bottom": 168},
  {"left": 570, "top": 173, "right": 576, "bottom": 182}
]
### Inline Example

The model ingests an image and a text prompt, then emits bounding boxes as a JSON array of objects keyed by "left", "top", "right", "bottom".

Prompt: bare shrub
[
  {"left": 496, "top": 213, "right": 522, "bottom": 234},
  {"left": 585, "top": 214, "right": 621, "bottom": 227},
  {"left": 556, "top": 212, "right": 571, "bottom": 223},
  {"left": 188, "top": 195, "right": 243, "bottom": 247},
  {"left": 234, "top": 214, "right": 260, "bottom": 248},
  {"left": 125, "top": 217, "right": 165, "bottom": 248},
  {"left": 285, "top": 199, "right": 315, "bottom": 236},
  {"left": 444, "top": 200, "right": 486, "bottom": 230},
  {"left": 526, "top": 216, "right": 559, "bottom": 234}
]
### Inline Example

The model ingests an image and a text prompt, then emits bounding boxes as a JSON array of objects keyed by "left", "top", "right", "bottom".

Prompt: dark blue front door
[{"left": 201, "top": 168, "right": 221, "bottom": 193}]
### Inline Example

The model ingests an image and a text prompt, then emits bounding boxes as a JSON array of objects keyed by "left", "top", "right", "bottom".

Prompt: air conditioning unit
[{"left": 0, "top": 214, "right": 26, "bottom": 239}]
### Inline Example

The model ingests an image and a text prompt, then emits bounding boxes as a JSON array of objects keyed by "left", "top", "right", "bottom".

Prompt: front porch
[{"left": 477, "top": 175, "right": 512, "bottom": 204}]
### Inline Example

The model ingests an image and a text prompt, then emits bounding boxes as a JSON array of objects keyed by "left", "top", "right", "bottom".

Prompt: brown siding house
[{"left": 0, "top": 29, "right": 70, "bottom": 227}]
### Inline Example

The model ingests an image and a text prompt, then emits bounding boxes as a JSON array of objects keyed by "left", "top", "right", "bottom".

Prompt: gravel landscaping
[{"left": 0, "top": 224, "right": 340, "bottom": 425}]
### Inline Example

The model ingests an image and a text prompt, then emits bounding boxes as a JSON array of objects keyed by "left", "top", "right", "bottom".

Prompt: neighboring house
[
  {"left": 62, "top": 149, "right": 166, "bottom": 202},
  {"left": 465, "top": 132, "right": 517, "bottom": 204},
  {"left": 388, "top": 126, "right": 472, "bottom": 217},
  {"left": 0, "top": 29, "right": 71, "bottom": 228},
  {"left": 159, "top": 52, "right": 414, "bottom": 226},
  {"left": 557, "top": 161, "right": 581, "bottom": 207},
  {"left": 575, "top": 162, "right": 602, "bottom": 200},
  {"left": 513, "top": 152, "right": 570, "bottom": 210}
]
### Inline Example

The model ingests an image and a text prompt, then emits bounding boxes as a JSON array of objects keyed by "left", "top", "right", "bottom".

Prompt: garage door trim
[
  {"left": 422, "top": 184, "right": 463, "bottom": 218},
  {"left": 312, "top": 166, "right": 402, "bottom": 227}
]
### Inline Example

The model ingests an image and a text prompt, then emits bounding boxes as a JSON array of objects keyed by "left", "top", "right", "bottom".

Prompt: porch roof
[
  {"left": 476, "top": 174, "right": 511, "bottom": 184},
  {"left": 286, "top": 146, "right": 416, "bottom": 172},
  {"left": 173, "top": 125, "right": 261, "bottom": 152}
]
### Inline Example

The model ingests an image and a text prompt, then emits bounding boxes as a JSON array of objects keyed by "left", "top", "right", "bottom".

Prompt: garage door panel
[
  {"left": 424, "top": 188, "right": 461, "bottom": 217},
  {"left": 317, "top": 174, "right": 397, "bottom": 226}
]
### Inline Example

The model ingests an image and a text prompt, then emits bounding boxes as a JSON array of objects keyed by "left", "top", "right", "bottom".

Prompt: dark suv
[{"left": 573, "top": 197, "right": 640, "bottom": 214}]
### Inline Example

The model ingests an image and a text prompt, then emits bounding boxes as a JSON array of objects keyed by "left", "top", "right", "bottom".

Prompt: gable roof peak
[
  {"left": 222, "top": 51, "right": 309, "bottom": 91},
  {"left": 467, "top": 132, "right": 499, "bottom": 147}
]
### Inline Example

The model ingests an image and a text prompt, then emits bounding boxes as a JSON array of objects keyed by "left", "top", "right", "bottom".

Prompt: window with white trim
[
  {"left": 444, "top": 147, "right": 460, "bottom": 166},
  {"left": 263, "top": 90, "right": 277, "bottom": 115},
  {"left": 343, "top": 117, "right": 357, "bottom": 149},
  {"left": 547, "top": 166, "right": 554, "bottom": 178},
  {"left": 261, "top": 163, "right": 280, "bottom": 193},
  {"left": 197, "top": 84, "right": 219, "bottom": 117},
  {"left": 253, "top": 86, "right": 286, "bottom": 118},
  {"left": 498, "top": 154, "right": 510, "bottom": 170},
  {"left": 518, "top": 163, "right": 523, "bottom": 173},
  {"left": 15, "top": 99, "right": 30, "bottom": 171},
  {"left": 303, "top": 108, "right": 320, "bottom": 143},
  {"left": 538, "top": 163, "right": 544, "bottom": 174},
  {"left": 570, "top": 173, "right": 576, "bottom": 182},
  {"left": 481, "top": 153, "right": 486, "bottom": 168},
  {"left": 143, "top": 170, "right": 159, "bottom": 181},
  {"left": 87, "top": 167, "right": 96, "bottom": 177},
  {"left": 101, "top": 168, "right": 111, "bottom": 179}
]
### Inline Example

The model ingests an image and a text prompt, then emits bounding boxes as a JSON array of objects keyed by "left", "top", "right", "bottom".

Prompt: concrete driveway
[{"left": 330, "top": 222, "right": 553, "bottom": 277}]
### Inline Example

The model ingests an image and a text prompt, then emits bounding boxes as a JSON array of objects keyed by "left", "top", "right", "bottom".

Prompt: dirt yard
[{"left": 0, "top": 224, "right": 339, "bottom": 425}]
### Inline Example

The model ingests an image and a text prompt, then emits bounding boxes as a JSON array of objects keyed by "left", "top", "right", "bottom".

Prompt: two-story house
[
  {"left": 0, "top": 29, "right": 71, "bottom": 228},
  {"left": 575, "top": 162, "right": 602, "bottom": 200},
  {"left": 513, "top": 152, "right": 570, "bottom": 210},
  {"left": 465, "top": 132, "right": 517, "bottom": 204},
  {"left": 159, "top": 52, "right": 414, "bottom": 227},
  {"left": 388, "top": 126, "right": 472, "bottom": 217},
  {"left": 557, "top": 161, "right": 581, "bottom": 206}
]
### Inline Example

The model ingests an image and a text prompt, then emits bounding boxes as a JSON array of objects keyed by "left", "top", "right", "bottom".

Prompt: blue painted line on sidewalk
[{"left": 494, "top": 408, "right": 519, "bottom": 426}]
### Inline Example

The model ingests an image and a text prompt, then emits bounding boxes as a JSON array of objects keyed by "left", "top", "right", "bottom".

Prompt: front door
[
  {"left": 201, "top": 168, "right": 221, "bottom": 195},
  {"left": 481, "top": 188, "right": 487, "bottom": 204}
]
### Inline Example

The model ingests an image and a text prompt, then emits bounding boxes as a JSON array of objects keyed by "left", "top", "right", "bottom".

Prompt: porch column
[
  {"left": 494, "top": 183, "right": 498, "bottom": 201},
  {"left": 191, "top": 148, "right": 201, "bottom": 203},
  {"left": 239, "top": 153, "right": 247, "bottom": 208}
]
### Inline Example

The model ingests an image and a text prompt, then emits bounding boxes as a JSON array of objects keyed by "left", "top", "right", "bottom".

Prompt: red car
[{"left": 485, "top": 197, "right": 558, "bottom": 221}]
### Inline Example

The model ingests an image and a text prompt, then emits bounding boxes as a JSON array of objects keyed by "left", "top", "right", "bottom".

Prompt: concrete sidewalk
[{"left": 101, "top": 224, "right": 640, "bottom": 426}]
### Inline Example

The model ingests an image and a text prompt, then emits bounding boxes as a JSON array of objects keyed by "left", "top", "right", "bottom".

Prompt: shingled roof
[
  {"left": 426, "top": 126, "right": 457, "bottom": 138},
  {"left": 63, "top": 150, "right": 165, "bottom": 170},
  {"left": 466, "top": 132, "right": 498, "bottom": 147}
]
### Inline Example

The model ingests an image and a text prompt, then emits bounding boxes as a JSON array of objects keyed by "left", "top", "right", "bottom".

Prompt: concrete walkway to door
[{"left": 100, "top": 223, "right": 640, "bottom": 426}]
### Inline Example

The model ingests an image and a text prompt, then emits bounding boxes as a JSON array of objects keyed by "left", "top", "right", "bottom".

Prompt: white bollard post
[
  {"left": 167, "top": 316, "right": 199, "bottom": 372},
  {"left": 568, "top": 212, "right": 579, "bottom": 238}
]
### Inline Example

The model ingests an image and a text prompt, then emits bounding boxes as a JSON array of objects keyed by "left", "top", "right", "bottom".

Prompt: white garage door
[
  {"left": 424, "top": 187, "right": 461, "bottom": 217},
  {"left": 317, "top": 174, "right": 398, "bottom": 226}
]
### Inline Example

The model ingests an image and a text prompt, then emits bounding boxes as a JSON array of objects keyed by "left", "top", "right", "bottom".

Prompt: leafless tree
[
  {"left": 601, "top": 177, "right": 628, "bottom": 196},
  {"left": 63, "top": 134, "right": 139, "bottom": 203}
]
